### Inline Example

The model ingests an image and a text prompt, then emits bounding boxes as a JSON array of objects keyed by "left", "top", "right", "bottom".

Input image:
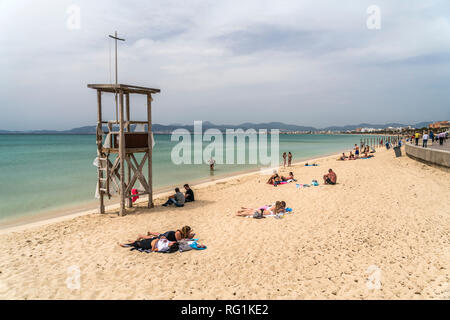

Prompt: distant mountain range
[{"left": 0, "top": 121, "right": 436, "bottom": 134}]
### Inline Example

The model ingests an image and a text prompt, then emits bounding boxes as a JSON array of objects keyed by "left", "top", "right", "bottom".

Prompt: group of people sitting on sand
[
  {"left": 119, "top": 225, "right": 206, "bottom": 252},
  {"left": 338, "top": 145, "right": 375, "bottom": 161},
  {"left": 162, "top": 184, "right": 195, "bottom": 207},
  {"left": 267, "top": 172, "right": 296, "bottom": 186},
  {"left": 236, "top": 201, "right": 287, "bottom": 217}
]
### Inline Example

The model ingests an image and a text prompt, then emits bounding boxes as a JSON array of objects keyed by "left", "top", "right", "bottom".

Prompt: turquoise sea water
[{"left": 0, "top": 134, "right": 374, "bottom": 223}]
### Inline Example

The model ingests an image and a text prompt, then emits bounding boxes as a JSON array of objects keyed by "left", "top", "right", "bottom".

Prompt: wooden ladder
[{"left": 97, "top": 156, "right": 110, "bottom": 198}]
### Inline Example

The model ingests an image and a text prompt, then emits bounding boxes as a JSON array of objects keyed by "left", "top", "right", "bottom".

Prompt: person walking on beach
[
  {"left": 288, "top": 152, "right": 293, "bottom": 167},
  {"left": 422, "top": 132, "right": 429, "bottom": 148},
  {"left": 439, "top": 132, "right": 445, "bottom": 145}
]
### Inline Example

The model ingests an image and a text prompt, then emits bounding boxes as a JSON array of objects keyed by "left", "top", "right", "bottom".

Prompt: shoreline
[{"left": 0, "top": 149, "right": 347, "bottom": 234}]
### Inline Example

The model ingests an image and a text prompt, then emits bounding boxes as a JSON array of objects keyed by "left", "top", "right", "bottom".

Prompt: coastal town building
[{"left": 429, "top": 121, "right": 450, "bottom": 129}]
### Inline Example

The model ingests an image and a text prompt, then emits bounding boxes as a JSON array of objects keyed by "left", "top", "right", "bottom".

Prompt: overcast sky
[{"left": 1, "top": 0, "right": 449, "bottom": 130}]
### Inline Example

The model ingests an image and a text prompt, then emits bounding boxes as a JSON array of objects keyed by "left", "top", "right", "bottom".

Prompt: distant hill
[{"left": 0, "top": 121, "right": 437, "bottom": 134}]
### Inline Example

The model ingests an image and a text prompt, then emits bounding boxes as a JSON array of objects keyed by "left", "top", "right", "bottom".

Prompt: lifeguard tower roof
[{"left": 87, "top": 84, "right": 160, "bottom": 95}]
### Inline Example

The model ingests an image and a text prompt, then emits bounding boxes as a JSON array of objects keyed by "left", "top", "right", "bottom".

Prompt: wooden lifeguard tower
[{"left": 87, "top": 84, "right": 160, "bottom": 215}]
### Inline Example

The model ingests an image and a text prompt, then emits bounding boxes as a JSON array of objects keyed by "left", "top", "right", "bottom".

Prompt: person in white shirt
[
  {"left": 422, "top": 132, "right": 429, "bottom": 148},
  {"left": 208, "top": 157, "right": 216, "bottom": 171}
]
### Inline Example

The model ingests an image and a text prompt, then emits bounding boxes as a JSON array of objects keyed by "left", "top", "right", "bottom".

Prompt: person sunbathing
[
  {"left": 236, "top": 201, "right": 286, "bottom": 217},
  {"left": 348, "top": 151, "right": 355, "bottom": 160},
  {"left": 323, "top": 169, "right": 337, "bottom": 185},
  {"left": 267, "top": 174, "right": 282, "bottom": 185},
  {"left": 281, "top": 172, "right": 295, "bottom": 181},
  {"left": 147, "top": 226, "right": 195, "bottom": 242},
  {"left": 305, "top": 162, "right": 318, "bottom": 166},
  {"left": 338, "top": 153, "right": 347, "bottom": 161},
  {"left": 118, "top": 235, "right": 177, "bottom": 252}
]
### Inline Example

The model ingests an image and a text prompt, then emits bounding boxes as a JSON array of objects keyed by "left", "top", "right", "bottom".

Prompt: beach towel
[
  {"left": 189, "top": 241, "right": 207, "bottom": 250},
  {"left": 272, "top": 180, "right": 295, "bottom": 186},
  {"left": 131, "top": 188, "right": 139, "bottom": 203},
  {"left": 305, "top": 164, "right": 319, "bottom": 167}
]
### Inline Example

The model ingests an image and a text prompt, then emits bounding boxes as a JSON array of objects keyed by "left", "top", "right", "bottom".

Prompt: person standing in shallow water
[
  {"left": 288, "top": 152, "right": 293, "bottom": 167},
  {"left": 208, "top": 157, "right": 216, "bottom": 171},
  {"left": 282, "top": 152, "right": 287, "bottom": 168}
]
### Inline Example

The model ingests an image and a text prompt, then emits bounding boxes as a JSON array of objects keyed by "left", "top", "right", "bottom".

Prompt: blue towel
[{"left": 190, "top": 240, "right": 207, "bottom": 250}]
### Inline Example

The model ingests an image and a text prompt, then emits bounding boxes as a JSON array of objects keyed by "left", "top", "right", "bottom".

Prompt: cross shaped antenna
[
  {"left": 108, "top": 31, "right": 125, "bottom": 122},
  {"left": 108, "top": 31, "right": 125, "bottom": 86}
]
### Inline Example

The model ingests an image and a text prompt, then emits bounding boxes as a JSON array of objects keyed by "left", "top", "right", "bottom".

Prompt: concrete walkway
[{"left": 409, "top": 140, "right": 449, "bottom": 151}]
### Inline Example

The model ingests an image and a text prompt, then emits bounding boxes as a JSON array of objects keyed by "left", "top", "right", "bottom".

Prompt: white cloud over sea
[{"left": 1, "top": 0, "right": 449, "bottom": 130}]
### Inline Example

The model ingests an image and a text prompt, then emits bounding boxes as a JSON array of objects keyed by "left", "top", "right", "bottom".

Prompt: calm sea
[{"left": 0, "top": 133, "right": 375, "bottom": 224}]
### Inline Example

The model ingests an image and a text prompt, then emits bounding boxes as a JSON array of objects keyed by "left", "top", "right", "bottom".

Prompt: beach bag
[{"left": 178, "top": 240, "right": 193, "bottom": 252}]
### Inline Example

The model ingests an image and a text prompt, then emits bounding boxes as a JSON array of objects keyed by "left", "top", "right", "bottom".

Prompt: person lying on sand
[
  {"left": 323, "top": 169, "right": 337, "bottom": 185},
  {"left": 118, "top": 236, "right": 177, "bottom": 252},
  {"left": 236, "top": 201, "right": 286, "bottom": 217},
  {"left": 305, "top": 162, "right": 318, "bottom": 166},
  {"left": 147, "top": 226, "right": 195, "bottom": 242}
]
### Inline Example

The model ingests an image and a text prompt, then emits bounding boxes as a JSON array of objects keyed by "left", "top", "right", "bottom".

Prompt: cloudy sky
[{"left": 1, "top": 0, "right": 449, "bottom": 130}]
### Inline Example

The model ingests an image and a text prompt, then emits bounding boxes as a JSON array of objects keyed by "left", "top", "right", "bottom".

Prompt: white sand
[{"left": 0, "top": 147, "right": 449, "bottom": 299}]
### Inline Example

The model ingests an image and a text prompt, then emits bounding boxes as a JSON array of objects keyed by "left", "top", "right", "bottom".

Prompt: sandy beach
[{"left": 0, "top": 147, "right": 449, "bottom": 300}]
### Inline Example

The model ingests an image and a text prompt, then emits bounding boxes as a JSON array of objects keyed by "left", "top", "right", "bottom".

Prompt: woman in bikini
[
  {"left": 281, "top": 172, "right": 295, "bottom": 181},
  {"left": 267, "top": 173, "right": 282, "bottom": 185},
  {"left": 236, "top": 201, "right": 286, "bottom": 217},
  {"left": 118, "top": 235, "right": 177, "bottom": 252}
]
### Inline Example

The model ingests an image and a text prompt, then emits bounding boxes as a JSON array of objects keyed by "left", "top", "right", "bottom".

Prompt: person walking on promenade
[
  {"left": 422, "top": 132, "right": 429, "bottom": 148},
  {"left": 439, "top": 132, "right": 445, "bottom": 145}
]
